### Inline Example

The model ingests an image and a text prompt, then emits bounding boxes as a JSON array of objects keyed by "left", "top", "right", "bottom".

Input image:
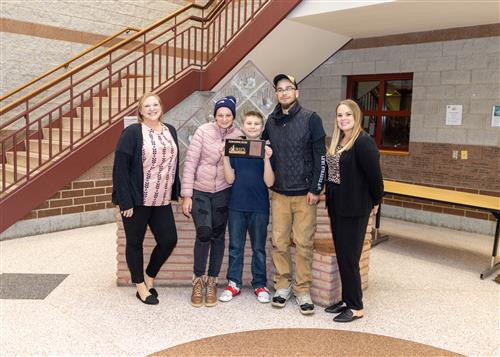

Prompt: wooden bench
[{"left": 373, "top": 180, "right": 500, "bottom": 279}]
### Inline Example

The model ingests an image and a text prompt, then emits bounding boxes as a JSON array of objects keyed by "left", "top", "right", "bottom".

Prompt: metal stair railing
[{"left": 0, "top": 0, "right": 270, "bottom": 194}]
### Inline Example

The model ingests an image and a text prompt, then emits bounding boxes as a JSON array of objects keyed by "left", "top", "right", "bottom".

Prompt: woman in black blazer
[
  {"left": 324, "top": 99, "right": 383, "bottom": 322},
  {"left": 112, "top": 92, "right": 180, "bottom": 305}
]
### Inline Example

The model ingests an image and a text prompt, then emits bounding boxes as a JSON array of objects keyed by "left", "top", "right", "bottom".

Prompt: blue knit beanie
[{"left": 213, "top": 96, "right": 236, "bottom": 118}]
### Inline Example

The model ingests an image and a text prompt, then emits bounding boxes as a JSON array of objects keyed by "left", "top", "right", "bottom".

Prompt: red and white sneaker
[
  {"left": 255, "top": 287, "right": 271, "bottom": 303},
  {"left": 219, "top": 281, "right": 240, "bottom": 302}
]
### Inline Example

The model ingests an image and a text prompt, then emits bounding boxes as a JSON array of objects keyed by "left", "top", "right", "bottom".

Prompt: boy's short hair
[{"left": 242, "top": 111, "right": 264, "bottom": 123}]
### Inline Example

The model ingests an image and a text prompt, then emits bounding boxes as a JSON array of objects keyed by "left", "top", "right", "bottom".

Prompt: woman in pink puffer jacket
[{"left": 182, "top": 96, "right": 242, "bottom": 308}]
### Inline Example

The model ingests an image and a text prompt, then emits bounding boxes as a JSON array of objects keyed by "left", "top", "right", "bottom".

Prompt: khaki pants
[{"left": 271, "top": 192, "right": 317, "bottom": 295}]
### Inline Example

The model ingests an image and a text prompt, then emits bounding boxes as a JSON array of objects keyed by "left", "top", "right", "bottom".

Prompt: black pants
[
  {"left": 122, "top": 205, "right": 177, "bottom": 284},
  {"left": 191, "top": 188, "right": 230, "bottom": 277},
  {"left": 328, "top": 209, "right": 369, "bottom": 310}
]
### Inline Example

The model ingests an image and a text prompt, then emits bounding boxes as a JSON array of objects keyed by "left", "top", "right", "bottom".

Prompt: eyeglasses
[{"left": 275, "top": 86, "right": 296, "bottom": 95}]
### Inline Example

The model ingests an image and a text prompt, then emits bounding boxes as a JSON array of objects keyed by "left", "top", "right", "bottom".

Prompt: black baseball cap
[{"left": 273, "top": 74, "right": 298, "bottom": 89}]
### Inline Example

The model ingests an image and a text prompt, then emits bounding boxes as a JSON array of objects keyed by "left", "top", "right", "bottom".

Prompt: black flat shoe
[
  {"left": 333, "top": 309, "right": 363, "bottom": 323},
  {"left": 149, "top": 288, "right": 158, "bottom": 297},
  {"left": 325, "top": 301, "right": 345, "bottom": 314},
  {"left": 136, "top": 292, "right": 159, "bottom": 305}
]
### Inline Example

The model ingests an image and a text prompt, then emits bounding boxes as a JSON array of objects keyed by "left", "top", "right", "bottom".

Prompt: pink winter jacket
[{"left": 181, "top": 122, "right": 242, "bottom": 198}]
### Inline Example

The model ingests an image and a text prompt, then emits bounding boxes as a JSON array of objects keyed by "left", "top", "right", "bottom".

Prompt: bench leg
[
  {"left": 480, "top": 213, "right": 500, "bottom": 280},
  {"left": 371, "top": 204, "right": 389, "bottom": 247}
]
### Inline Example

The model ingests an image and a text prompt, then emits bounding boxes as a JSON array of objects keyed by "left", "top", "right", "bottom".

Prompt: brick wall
[
  {"left": 116, "top": 202, "right": 374, "bottom": 307},
  {"left": 22, "top": 179, "right": 114, "bottom": 221},
  {"left": 20, "top": 153, "right": 114, "bottom": 222},
  {"left": 380, "top": 142, "right": 499, "bottom": 223},
  {"left": 300, "top": 28, "right": 500, "bottom": 230}
]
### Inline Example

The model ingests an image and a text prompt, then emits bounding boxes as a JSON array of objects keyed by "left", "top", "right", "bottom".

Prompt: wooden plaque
[{"left": 224, "top": 139, "right": 265, "bottom": 159}]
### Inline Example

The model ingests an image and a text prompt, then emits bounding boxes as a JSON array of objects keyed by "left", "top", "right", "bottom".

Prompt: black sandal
[
  {"left": 325, "top": 301, "right": 345, "bottom": 314},
  {"left": 333, "top": 309, "right": 363, "bottom": 323},
  {"left": 136, "top": 292, "right": 159, "bottom": 305}
]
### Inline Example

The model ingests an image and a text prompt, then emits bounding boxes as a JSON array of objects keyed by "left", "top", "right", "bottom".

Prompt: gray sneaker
[
  {"left": 295, "top": 293, "right": 315, "bottom": 315},
  {"left": 271, "top": 285, "right": 292, "bottom": 308}
]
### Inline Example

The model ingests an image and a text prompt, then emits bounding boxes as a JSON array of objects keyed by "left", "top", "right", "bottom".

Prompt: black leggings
[
  {"left": 122, "top": 205, "right": 177, "bottom": 284},
  {"left": 191, "top": 188, "right": 230, "bottom": 277},
  {"left": 328, "top": 210, "right": 369, "bottom": 310}
]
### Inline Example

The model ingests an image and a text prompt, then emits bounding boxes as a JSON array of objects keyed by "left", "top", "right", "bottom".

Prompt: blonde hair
[
  {"left": 241, "top": 110, "right": 264, "bottom": 124},
  {"left": 327, "top": 99, "right": 363, "bottom": 156},
  {"left": 137, "top": 92, "right": 163, "bottom": 122}
]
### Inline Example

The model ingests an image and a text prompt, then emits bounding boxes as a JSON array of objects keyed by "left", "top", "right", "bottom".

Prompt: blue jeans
[{"left": 227, "top": 210, "right": 269, "bottom": 289}]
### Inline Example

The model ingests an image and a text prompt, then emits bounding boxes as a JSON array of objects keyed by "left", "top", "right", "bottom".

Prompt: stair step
[
  {"left": 0, "top": 163, "right": 26, "bottom": 183},
  {"left": 91, "top": 96, "right": 122, "bottom": 109},
  {"left": 61, "top": 117, "right": 101, "bottom": 130},
  {"left": 110, "top": 87, "right": 146, "bottom": 100},
  {"left": 75, "top": 107, "right": 115, "bottom": 120},
  {"left": 43, "top": 128, "right": 84, "bottom": 142},
  {"left": 120, "top": 77, "right": 156, "bottom": 89},
  {"left": 28, "top": 139, "right": 69, "bottom": 155},
  {"left": 6, "top": 151, "right": 50, "bottom": 168}
]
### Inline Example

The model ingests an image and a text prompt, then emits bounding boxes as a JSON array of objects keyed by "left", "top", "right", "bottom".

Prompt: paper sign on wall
[
  {"left": 492, "top": 105, "right": 500, "bottom": 128},
  {"left": 124, "top": 116, "right": 138, "bottom": 128},
  {"left": 445, "top": 105, "right": 462, "bottom": 126}
]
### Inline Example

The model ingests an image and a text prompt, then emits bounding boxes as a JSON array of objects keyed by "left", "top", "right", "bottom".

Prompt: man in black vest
[{"left": 262, "top": 74, "right": 326, "bottom": 315}]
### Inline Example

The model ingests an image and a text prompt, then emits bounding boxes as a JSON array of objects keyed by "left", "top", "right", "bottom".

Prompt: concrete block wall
[
  {"left": 1, "top": 0, "right": 188, "bottom": 94},
  {"left": 300, "top": 35, "right": 499, "bottom": 142},
  {"left": 116, "top": 202, "right": 374, "bottom": 307},
  {"left": 299, "top": 28, "right": 500, "bottom": 234}
]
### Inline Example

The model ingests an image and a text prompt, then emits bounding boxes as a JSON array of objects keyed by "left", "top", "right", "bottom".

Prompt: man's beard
[{"left": 280, "top": 99, "right": 296, "bottom": 111}]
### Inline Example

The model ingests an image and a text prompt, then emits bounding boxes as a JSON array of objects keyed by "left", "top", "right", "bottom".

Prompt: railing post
[
  {"left": 108, "top": 54, "right": 113, "bottom": 124},
  {"left": 223, "top": 0, "right": 228, "bottom": 50},
  {"left": 14, "top": 130, "right": 18, "bottom": 182},
  {"left": 69, "top": 75, "right": 74, "bottom": 149},
  {"left": 173, "top": 16, "right": 177, "bottom": 80},
  {"left": 201, "top": 13, "right": 205, "bottom": 66},
  {"left": 142, "top": 34, "right": 147, "bottom": 94},
  {"left": 1, "top": 141, "right": 5, "bottom": 191},
  {"left": 25, "top": 101, "right": 30, "bottom": 179}
]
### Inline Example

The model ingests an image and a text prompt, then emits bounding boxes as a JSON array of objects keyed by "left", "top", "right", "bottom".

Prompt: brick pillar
[
  {"left": 116, "top": 201, "right": 374, "bottom": 307},
  {"left": 116, "top": 202, "right": 273, "bottom": 286}
]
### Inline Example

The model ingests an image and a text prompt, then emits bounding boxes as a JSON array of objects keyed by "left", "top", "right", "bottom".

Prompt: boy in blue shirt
[{"left": 219, "top": 111, "right": 274, "bottom": 303}]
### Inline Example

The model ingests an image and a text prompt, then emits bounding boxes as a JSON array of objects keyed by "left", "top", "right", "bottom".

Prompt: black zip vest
[{"left": 266, "top": 102, "right": 314, "bottom": 195}]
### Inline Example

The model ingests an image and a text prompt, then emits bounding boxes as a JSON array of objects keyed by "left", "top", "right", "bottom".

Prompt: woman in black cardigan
[
  {"left": 112, "top": 92, "right": 180, "bottom": 305},
  {"left": 324, "top": 99, "right": 383, "bottom": 322}
]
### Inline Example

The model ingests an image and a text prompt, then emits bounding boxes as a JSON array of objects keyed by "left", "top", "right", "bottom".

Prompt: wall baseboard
[
  {"left": 381, "top": 205, "right": 495, "bottom": 236},
  {"left": 0, "top": 208, "right": 116, "bottom": 240}
]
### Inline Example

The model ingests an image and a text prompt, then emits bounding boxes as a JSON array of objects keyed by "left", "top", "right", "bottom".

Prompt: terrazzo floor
[{"left": 1, "top": 218, "right": 499, "bottom": 356}]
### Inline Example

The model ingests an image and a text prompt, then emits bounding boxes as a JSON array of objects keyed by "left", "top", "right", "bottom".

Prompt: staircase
[{"left": 0, "top": 0, "right": 302, "bottom": 233}]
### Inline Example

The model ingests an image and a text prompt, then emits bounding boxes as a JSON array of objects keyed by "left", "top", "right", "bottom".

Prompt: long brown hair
[
  {"left": 327, "top": 99, "right": 363, "bottom": 156},
  {"left": 137, "top": 92, "right": 163, "bottom": 122}
]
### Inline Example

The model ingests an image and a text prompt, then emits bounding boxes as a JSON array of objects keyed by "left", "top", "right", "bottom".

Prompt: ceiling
[{"left": 289, "top": 0, "right": 500, "bottom": 38}]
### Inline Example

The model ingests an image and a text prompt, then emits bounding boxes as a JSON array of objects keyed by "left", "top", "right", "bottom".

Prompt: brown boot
[
  {"left": 205, "top": 276, "right": 218, "bottom": 307},
  {"left": 191, "top": 275, "right": 204, "bottom": 307}
]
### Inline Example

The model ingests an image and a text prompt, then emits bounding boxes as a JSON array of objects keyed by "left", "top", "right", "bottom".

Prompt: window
[{"left": 347, "top": 73, "right": 413, "bottom": 151}]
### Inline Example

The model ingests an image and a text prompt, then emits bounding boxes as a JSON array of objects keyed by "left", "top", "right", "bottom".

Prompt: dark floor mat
[{"left": 0, "top": 273, "right": 68, "bottom": 300}]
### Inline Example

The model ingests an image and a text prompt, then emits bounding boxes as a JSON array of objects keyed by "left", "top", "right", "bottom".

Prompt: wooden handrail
[
  {"left": 0, "top": 0, "right": 218, "bottom": 115},
  {"left": 0, "top": 27, "right": 140, "bottom": 102}
]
